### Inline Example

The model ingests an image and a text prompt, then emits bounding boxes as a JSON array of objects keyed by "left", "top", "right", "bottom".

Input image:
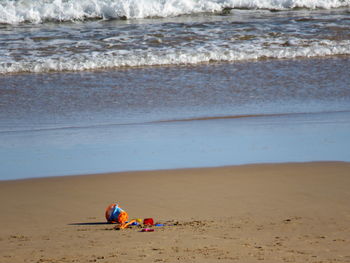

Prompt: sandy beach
[
  {"left": 1, "top": 162, "right": 349, "bottom": 263},
  {"left": 1, "top": 2, "right": 350, "bottom": 262}
]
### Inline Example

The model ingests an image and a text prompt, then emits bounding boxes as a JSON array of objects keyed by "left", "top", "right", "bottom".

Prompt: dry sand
[{"left": 0, "top": 162, "right": 350, "bottom": 263}]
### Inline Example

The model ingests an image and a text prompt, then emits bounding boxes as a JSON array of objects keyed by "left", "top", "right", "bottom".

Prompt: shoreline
[
  {"left": 0, "top": 160, "right": 348, "bottom": 183},
  {"left": 1, "top": 161, "right": 349, "bottom": 262}
]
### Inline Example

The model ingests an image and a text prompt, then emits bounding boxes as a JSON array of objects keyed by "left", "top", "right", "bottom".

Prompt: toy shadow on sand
[{"left": 68, "top": 222, "right": 111, "bottom": 226}]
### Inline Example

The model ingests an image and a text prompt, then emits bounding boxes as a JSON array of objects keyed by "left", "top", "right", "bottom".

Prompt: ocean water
[{"left": 0, "top": 0, "right": 350, "bottom": 180}]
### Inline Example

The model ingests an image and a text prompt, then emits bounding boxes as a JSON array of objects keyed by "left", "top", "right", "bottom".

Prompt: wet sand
[{"left": 1, "top": 162, "right": 350, "bottom": 262}]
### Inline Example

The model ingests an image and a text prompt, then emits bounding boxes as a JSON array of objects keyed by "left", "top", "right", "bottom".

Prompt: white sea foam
[
  {"left": 1, "top": 39, "right": 349, "bottom": 74},
  {"left": 1, "top": 0, "right": 350, "bottom": 24}
]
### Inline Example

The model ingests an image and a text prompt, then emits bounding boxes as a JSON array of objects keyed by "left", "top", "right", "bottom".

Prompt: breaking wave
[
  {"left": 1, "top": 39, "right": 350, "bottom": 74},
  {"left": 1, "top": 0, "right": 350, "bottom": 24}
]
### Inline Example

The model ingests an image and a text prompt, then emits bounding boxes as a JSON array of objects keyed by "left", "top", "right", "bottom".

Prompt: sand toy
[
  {"left": 143, "top": 218, "right": 154, "bottom": 226},
  {"left": 105, "top": 203, "right": 136, "bottom": 229}
]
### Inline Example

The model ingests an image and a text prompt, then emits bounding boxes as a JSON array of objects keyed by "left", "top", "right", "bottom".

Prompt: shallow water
[
  {"left": 1, "top": 110, "right": 350, "bottom": 180},
  {"left": 1, "top": 1, "right": 350, "bottom": 180},
  {"left": 1, "top": 58, "right": 350, "bottom": 180},
  {"left": 1, "top": 57, "right": 350, "bottom": 132}
]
